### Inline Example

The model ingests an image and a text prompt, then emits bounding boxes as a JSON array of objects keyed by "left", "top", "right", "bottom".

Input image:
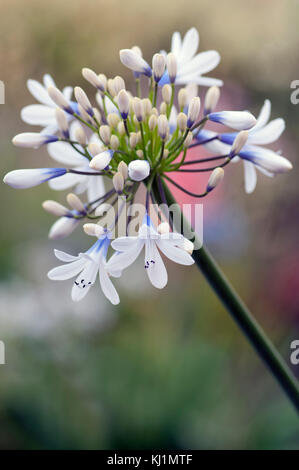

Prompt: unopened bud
[
  {"left": 157, "top": 222, "right": 170, "bottom": 234},
  {"left": 128, "top": 160, "right": 150, "bottom": 181},
  {"left": 55, "top": 108, "right": 69, "bottom": 138},
  {"left": 148, "top": 114, "right": 157, "bottom": 131},
  {"left": 99, "top": 125, "right": 111, "bottom": 145},
  {"left": 177, "top": 112, "right": 187, "bottom": 131},
  {"left": 151, "top": 107, "right": 159, "bottom": 117},
  {"left": 113, "top": 76, "right": 125, "bottom": 94},
  {"left": 136, "top": 150, "right": 144, "bottom": 158},
  {"left": 183, "top": 131, "right": 193, "bottom": 148},
  {"left": 167, "top": 53, "right": 177, "bottom": 83},
  {"left": 152, "top": 53, "right": 165, "bottom": 82},
  {"left": 74, "top": 125, "right": 86, "bottom": 146},
  {"left": 117, "top": 121, "right": 126, "bottom": 136},
  {"left": 93, "top": 107, "right": 102, "bottom": 124},
  {"left": 158, "top": 115, "right": 169, "bottom": 140},
  {"left": 129, "top": 132, "right": 138, "bottom": 148},
  {"left": 230, "top": 130, "right": 248, "bottom": 156},
  {"left": 132, "top": 97, "right": 144, "bottom": 122},
  {"left": 82, "top": 68, "right": 103, "bottom": 90},
  {"left": 48, "top": 86, "right": 73, "bottom": 114},
  {"left": 83, "top": 223, "right": 105, "bottom": 237},
  {"left": 187, "top": 97, "right": 201, "bottom": 128},
  {"left": 113, "top": 172, "right": 124, "bottom": 194},
  {"left": 89, "top": 150, "right": 113, "bottom": 170},
  {"left": 110, "top": 134, "right": 119, "bottom": 150},
  {"left": 42, "top": 200, "right": 69, "bottom": 217},
  {"left": 117, "top": 89, "right": 130, "bottom": 119},
  {"left": 159, "top": 102, "right": 167, "bottom": 115},
  {"left": 67, "top": 193, "right": 85, "bottom": 212},
  {"left": 98, "top": 74, "right": 107, "bottom": 92},
  {"left": 107, "top": 78, "right": 116, "bottom": 97},
  {"left": 88, "top": 142, "right": 103, "bottom": 157},
  {"left": 74, "top": 86, "right": 93, "bottom": 116},
  {"left": 162, "top": 84, "right": 172, "bottom": 104},
  {"left": 204, "top": 86, "right": 220, "bottom": 114},
  {"left": 107, "top": 113, "right": 120, "bottom": 128},
  {"left": 142, "top": 98, "right": 152, "bottom": 116},
  {"left": 178, "top": 88, "right": 188, "bottom": 109},
  {"left": 118, "top": 161, "right": 128, "bottom": 180},
  {"left": 207, "top": 167, "right": 224, "bottom": 192}
]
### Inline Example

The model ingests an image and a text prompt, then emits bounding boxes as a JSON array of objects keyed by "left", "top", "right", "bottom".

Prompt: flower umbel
[{"left": 3, "top": 27, "right": 292, "bottom": 304}]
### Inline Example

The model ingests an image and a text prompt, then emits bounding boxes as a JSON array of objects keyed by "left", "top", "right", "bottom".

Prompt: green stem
[{"left": 155, "top": 181, "right": 299, "bottom": 412}]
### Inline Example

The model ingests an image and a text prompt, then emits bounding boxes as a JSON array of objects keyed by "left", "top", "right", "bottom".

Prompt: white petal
[
  {"left": 157, "top": 239, "right": 194, "bottom": 265},
  {"left": 71, "top": 261, "right": 98, "bottom": 301},
  {"left": 171, "top": 31, "right": 182, "bottom": 56},
  {"left": 242, "top": 146, "right": 292, "bottom": 173},
  {"left": 27, "top": 79, "right": 54, "bottom": 107},
  {"left": 48, "top": 258, "right": 86, "bottom": 280},
  {"left": 179, "top": 50, "right": 221, "bottom": 78},
  {"left": 48, "top": 141, "right": 88, "bottom": 166},
  {"left": 87, "top": 175, "right": 106, "bottom": 202},
  {"left": 180, "top": 75, "right": 223, "bottom": 87},
  {"left": 43, "top": 74, "right": 56, "bottom": 89},
  {"left": 145, "top": 241, "right": 167, "bottom": 289},
  {"left": 177, "top": 28, "right": 199, "bottom": 64},
  {"left": 251, "top": 99, "right": 271, "bottom": 131},
  {"left": 111, "top": 236, "right": 138, "bottom": 252},
  {"left": 243, "top": 160, "right": 257, "bottom": 194},
  {"left": 108, "top": 242, "right": 144, "bottom": 271},
  {"left": 21, "top": 105, "right": 56, "bottom": 126},
  {"left": 62, "top": 86, "right": 73, "bottom": 101},
  {"left": 248, "top": 118, "right": 285, "bottom": 145},
  {"left": 99, "top": 268, "right": 120, "bottom": 305},
  {"left": 54, "top": 249, "right": 78, "bottom": 262},
  {"left": 48, "top": 173, "right": 83, "bottom": 191}
]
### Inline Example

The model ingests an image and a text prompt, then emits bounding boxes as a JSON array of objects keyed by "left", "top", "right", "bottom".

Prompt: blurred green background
[{"left": 0, "top": 0, "right": 299, "bottom": 449}]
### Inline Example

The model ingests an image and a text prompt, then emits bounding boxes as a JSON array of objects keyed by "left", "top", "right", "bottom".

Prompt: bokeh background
[{"left": 0, "top": 0, "right": 299, "bottom": 449}]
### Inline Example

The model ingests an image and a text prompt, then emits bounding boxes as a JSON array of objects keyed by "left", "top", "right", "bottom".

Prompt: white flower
[
  {"left": 160, "top": 27, "right": 222, "bottom": 87},
  {"left": 3, "top": 168, "right": 67, "bottom": 189},
  {"left": 107, "top": 215, "right": 194, "bottom": 289},
  {"left": 21, "top": 74, "right": 74, "bottom": 134},
  {"left": 218, "top": 100, "right": 292, "bottom": 192},
  {"left": 48, "top": 236, "right": 120, "bottom": 304},
  {"left": 47, "top": 122, "right": 106, "bottom": 201}
]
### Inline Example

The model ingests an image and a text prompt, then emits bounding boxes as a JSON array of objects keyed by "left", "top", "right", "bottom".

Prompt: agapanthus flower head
[{"left": 3, "top": 27, "right": 292, "bottom": 304}]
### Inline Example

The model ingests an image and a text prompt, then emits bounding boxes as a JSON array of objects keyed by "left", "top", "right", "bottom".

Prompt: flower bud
[
  {"left": 148, "top": 114, "right": 157, "bottom": 131},
  {"left": 136, "top": 150, "right": 144, "bottom": 158},
  {"left": 88, "top": 142, "right": 103, "bottom": 157},
  {"left": 167, "top": 53, "right": 177, "bottom": 83},
  {"left": 209, "top": 111, "right": 257, "bottom": 130},
  {"left": 132, "top": 97, "right": 144, "bottom": 122},
  {"left": 48, "top": 86, "right": 73, "bottom": 114},
  {"left": 129, "top": 132, "right": 138, "bottom": 148},
  {"left": 187, "top": 97, "right": 201, "bottom": 128},
  {"left": 113, "top": 76, "right": 125, "bottom": 94},
  {"left": 159, "top": 102, "right": 167, "bottom": 115},
  {"left": 74, "top": 86, "right": 93, "bottom": 116},
  {"left": 89, "top": 150, "right": 113, "bottom": 170},
  {"left": 42, "top": 200, "right": 69, "bottom": 217},
  {"left": 98, "top": 74, "right": 107, "bottom": 92},
  {"left": 55, "top": 108, "right": 69, "bottom": 138},
  {"left": 93, "top": 107, "right": 102, "bottom": 124},
  {"left": 120, "top": 49, "right": 152, "bottom": 77},
  {"left": 83, "top": 223, "right": 105, "bottom": 237},
  {"left": 158, "top": 115, "right": 169, "bottom": 140},
  {"left": 177, "top": 112, "right": 187, "bottom": 131},
  {"left": 206, "top": 167, "right": 224, "bottom": 192},
  {"left": 151, "top": 107, "right": 159, "bottom": 117},
  {"left": 128, "top": 160, "right": 150, "bottom": 181},
  {"left": 49, "top": 217, "right": 79, "bottom": 240},
  {"left": 183, "top": 131, "right": 193, "bottom": 148},
  {"left": 118, "top": 161, "right": 128, "bottom": 180},
  {"left": 230, "top": 130, "right": 248, "bottom": 156},
  {"left": 78, "top": 104, "right": 93, "bottom": 124},
  {"left": 12, "top": 132, "right": 58, "bottom": 148},
  {"left": 110, "top": 134, "right": 119, "bottom": 150},
  {"left": 178, "top": 88, "right": 188, "bottom": 109},
  {"left": 152, "top": 53, "right": 165, "bottom": 82},
  {"left": 162, "top": 84, "right": 172, "bottom": 105},
  {"left": 66, "top": 193, "right": 85, "bottom": 212},
  {"left": 142, "top": 98, "right": 152, "bottom": 116},
  {"left": 117, "top": 89, "right": 130, "bottom": 119},
  {"left": 117, "top": 121, "right": 126, "bottom": 136},
  {"left": 99, "top": 125, "right": 111, "bottom": 145},
  {"left": 204, "top": 86, "right": 220, "bottom": 114},
  {"left": 107, "top": 113, "right": 120, "bottom": 128},
  {"left": 74, "top": 125, "right": 86, "bottom": 146},
  {"left": 113, "top": 172, "right": 124, "bottom": 194},
  {"left": 82, "top": 68, "right": 103, "bottom": 90},
  {"left": 107, "top": 78, "right": 116, "bottom": 97}
]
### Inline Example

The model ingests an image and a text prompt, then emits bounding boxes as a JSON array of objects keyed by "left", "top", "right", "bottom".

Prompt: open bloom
[
  {"left": 48, "top": 235, "right": 120, "bottom": 304},
  {"left": 21, "top": 74, "right": 74, "bottom": 134},
  {"left": 160, "top": 27, "right": 222, "bottom": 87},
  {"left": 108, "top": 215, "right": 194, "bottom": 289}
]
